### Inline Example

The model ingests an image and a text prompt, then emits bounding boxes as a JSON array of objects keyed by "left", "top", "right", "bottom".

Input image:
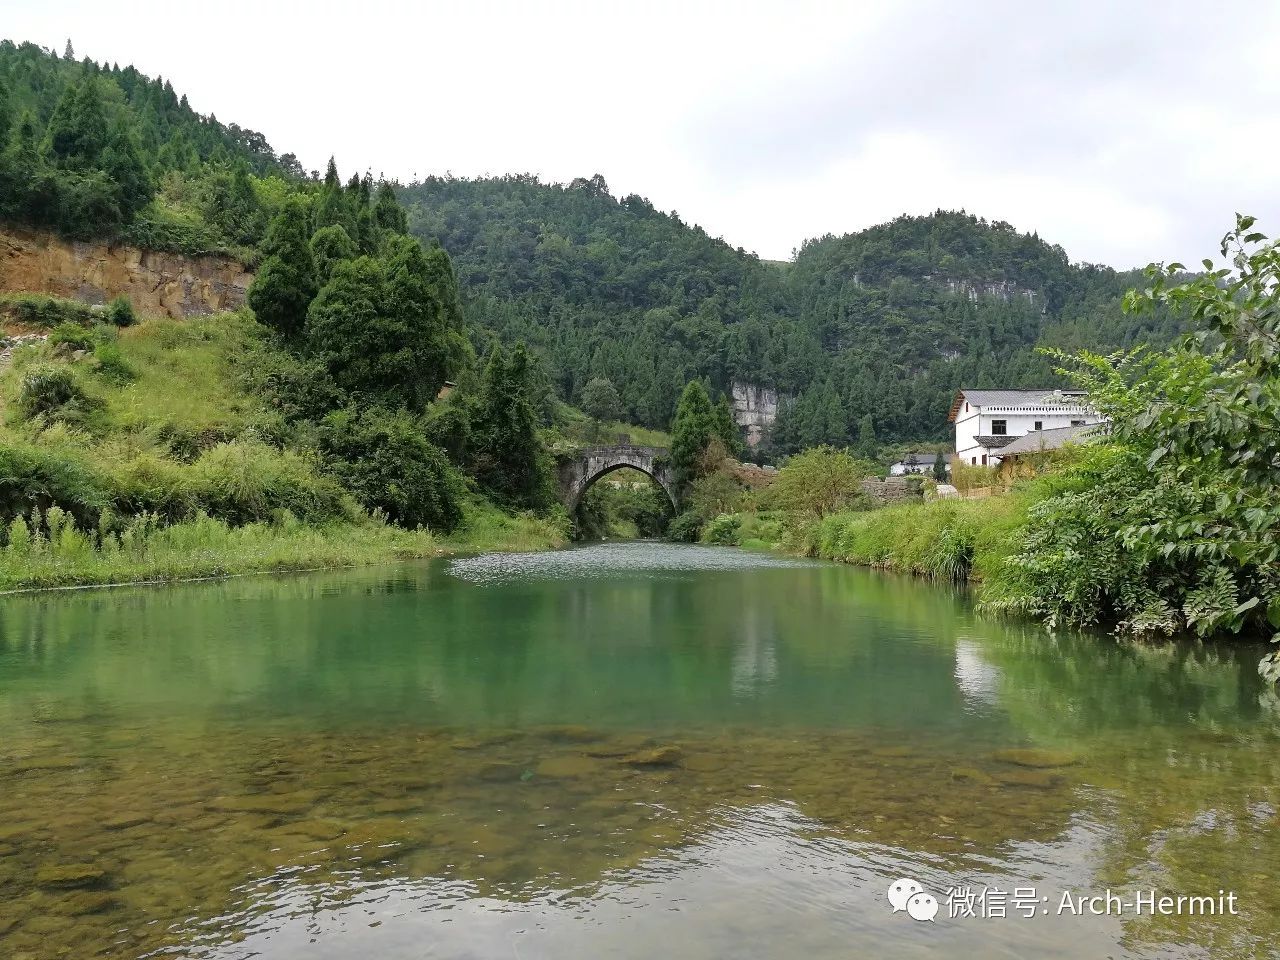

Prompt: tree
[
  {"left": 712, "top": 393, "right": 740, "bottom": 455},
  {"left": 581, "top": 377, "right": 622, "bottom": 424},
  {"left": 43, "top": 77, "right": 108, "bottom": 170},
  {"left": 992, "top": 216, "right": 1280, "bottom": 681},
  {"left": 248, "top": 197, "right": 317, "bottom": 336},
  {"left": 766, "top": 445, "right": 865, "bottom": 518},
  {"left": 669, "top": 380, "right": 715, "bottom": 493},
  {"left": 471, "top": 342, "right": 551, "bottom": 508},
  {"left": 320, "top": 406, "right": 464, "bottom": 532},
  {"left": 855, "top": 414, "right": 876, "bottom": 459},
  {"left": 933, "top": 451, "right": 948, "bottom": 482},
  {"left": 309, "top": 223, "right": 356, "bottom": 285},
  {"left": 373, "top": 182, "right": 407, "bottom": 234}
]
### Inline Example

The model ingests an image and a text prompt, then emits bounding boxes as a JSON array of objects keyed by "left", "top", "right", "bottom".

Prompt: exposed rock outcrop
[
  {"left": 0, "top": 227, "right": 251, "bottom": 319},
  {"left": 731, "top": 381, "right": 780, "bottom": 448}
]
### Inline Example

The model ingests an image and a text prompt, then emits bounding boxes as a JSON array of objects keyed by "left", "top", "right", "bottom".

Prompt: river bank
[{"left": 0, "top": 501, "right": 567, "bottom": 593}]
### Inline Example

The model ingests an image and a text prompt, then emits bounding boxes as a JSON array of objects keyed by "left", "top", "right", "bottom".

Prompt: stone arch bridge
[{"left": 557, "top": 444, "right": 677, "bottom": 511}]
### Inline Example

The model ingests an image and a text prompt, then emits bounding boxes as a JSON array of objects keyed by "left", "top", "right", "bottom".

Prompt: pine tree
[
  {"left": 247, "top": 198, "right": 317, "bottom": 336},
  {"left": 856, "top": 413, "right": 876, "bottom": 459},
  {"left": 933, "top": 451, "right": 948, "bottom": 482},
  {"left": 44, "top": 78, "right": 108, "bottom": 169},
  {"left": 472, "top": 342, "right": 550, "bottom": 508},
  {"left": 712, "top": 393, "right": 740, "bottom": 455},
  {"left": 309, "top": 224, "right": 356, "bottom": 285},
  {"left": 373, "top": 182, "right": 408, "bottom": 234},
  {"left": 670, "top": 380, "right": 715, "bottom": 491}
]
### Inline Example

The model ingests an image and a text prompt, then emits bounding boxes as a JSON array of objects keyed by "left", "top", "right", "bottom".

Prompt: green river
[{"left": 0, "top": 543, "right": 1276, "bottom": 959}]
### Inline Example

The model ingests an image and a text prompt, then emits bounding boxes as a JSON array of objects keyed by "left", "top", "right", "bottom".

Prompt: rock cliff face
[
  {"left": 0, "top": 227, "right": 251, "bottom": 318},
  {"left": 731, "top": 381, "right": 780, "bottom": 448}
]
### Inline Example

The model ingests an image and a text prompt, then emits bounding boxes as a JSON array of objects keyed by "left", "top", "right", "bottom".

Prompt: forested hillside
[
  {"left": 0, "top": 38, "right": 301, "bottom": 254},
  {"left": 0, "top": 39, "right": 1183, "bottom": 451},
  {"left": 403, "top": 180, "right": 1183, "bottom": 448}
]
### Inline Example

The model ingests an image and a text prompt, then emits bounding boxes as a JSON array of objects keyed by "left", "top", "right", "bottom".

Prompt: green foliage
[
  {"left": 667, "top": 510, "right": 704, "bottom": 543},
  {"left": 106, "top": 295, "right": 137, "bottom": 327},
  {"left": 766, "top": 445, "right": 866, "bottom": 518},
  {"left": 91, "top": 342, "right": 137, "bottom": 384},
  {"left": 581, "top": 376, "right": 622, "bottom": 424},
  {"left": 248, "top": 198, "right": 317, "bottom": 336},
  {"left": 0, "top": 292, "right": 95, "bottom": 328},
  {"left": 470, "top": 342, "right": 552, "bottom": 509},
  {"left": 310, "top": 223, "right": 356, "bottom": 284},
  {"left": 989, "top": 217, "right": 1280, "bottom": 676},
  {"left": 47, "top": 322, "right": 95, "bottom": 352},
  {"left": 670, "top": 380, "right": 715, "bottom": 492},
  {"left": 401, "top": 178, "right": 1184, "bottom": 447},
  {"left": 16, "top": 362, "right": 102, "bottom": 425},
  {"left": 319, "top": 407, "right": 464, "bottom": 532}
]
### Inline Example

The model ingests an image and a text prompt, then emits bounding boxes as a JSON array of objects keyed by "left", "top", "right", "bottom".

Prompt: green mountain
[
  {"left": 401, "top": 179, "right": 1182, "bottom": 448},
  {"left": 0, "top": 40, "right": 1182, "bottom": 449}
]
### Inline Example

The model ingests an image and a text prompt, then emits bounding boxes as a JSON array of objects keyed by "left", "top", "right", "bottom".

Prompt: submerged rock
[
  {"left": 35, "top": 864, "right": 107, "bottom": 890},
  {"left": 534, "top": 755, "right": 600, "bottom": 778},
  {"left": 992, "top": 749, "right": 1080, "bottom": 769},
  {"left": 994, "top": 769, "right": 1065, "bottom": 790},
  {"left": 620, "top": 746, "right": 683, "bottom": 768}
]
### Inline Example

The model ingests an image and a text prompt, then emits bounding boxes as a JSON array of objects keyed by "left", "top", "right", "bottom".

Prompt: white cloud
[{"left": 6, "top": 0, "right": 1279, "bottom": 266}]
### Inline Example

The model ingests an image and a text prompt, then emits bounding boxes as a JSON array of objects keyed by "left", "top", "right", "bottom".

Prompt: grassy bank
[
  {"left": 0, "top": 309, "right": 567, "bottom": 592},
  {"left": 704, "top": 493, "right": 1033, "bottom": 594}
]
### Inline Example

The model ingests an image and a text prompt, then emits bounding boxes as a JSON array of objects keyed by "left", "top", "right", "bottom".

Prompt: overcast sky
[{"left": 7, "top": 0, "right": 1279, "bottom": 267}]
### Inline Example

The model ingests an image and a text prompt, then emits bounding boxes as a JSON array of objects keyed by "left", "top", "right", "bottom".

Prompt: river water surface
[{"left": 0, "top": 543, "right": 1276, "bottom": 958}]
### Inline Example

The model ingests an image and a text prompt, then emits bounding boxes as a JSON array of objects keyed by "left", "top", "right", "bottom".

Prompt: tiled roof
[
  {"left": 999, "top": 423, "right": 1105, "bottom": 456},
  {"left": 974, "top": 435, "right": 1018, "bottom": 449},
  {"left": 894, "top": 452, "right": 940, "bottom": 465},
  {"left": 949, "top": 388, "right": 1090, "bottom": 421}
]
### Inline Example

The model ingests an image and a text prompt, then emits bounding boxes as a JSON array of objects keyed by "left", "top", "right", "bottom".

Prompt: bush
[
  {"left": 106, "top": 296, "right": 137, "bottom": 327},
  {"left": 16, "top": 363, "right": 104, "bottom": 426},
  {"left": 0, "top": 293, "right": 95, "bottom": 328},
  {"left": 667, "top": 510, "right": 704, "bottom": 543},
  {"left": 189, "top": 440, "right": 348, "bottom": 525},
  {"left": 703, "top": 513, "right": 742, "bottom": 545},
  {"left": 92, "top": 343, "right": 138, "bottom": 384},
  {"left": 0, "top": 441, "right": 112, "bottom": 530},
  {"left": 320, "top": 407, "right": 465, "bottom": 532},
  {"left": 48, "top": 323, "right": 96, "bottom": 352}
]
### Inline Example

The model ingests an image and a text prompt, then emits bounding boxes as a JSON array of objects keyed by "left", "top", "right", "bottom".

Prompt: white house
[
  {"left": 949, "top": 388, "right": 1104, "bottom": 467},
  {"left": 889, "top": 452, "right": 948, "bottom": 476}
]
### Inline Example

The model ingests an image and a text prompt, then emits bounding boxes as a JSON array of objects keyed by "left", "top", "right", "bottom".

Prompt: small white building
[
  {"left": 889, "top": 452, "right": 948, "bottom": 476},
  {"left": 949, "top": 388, "right": 1104, "bottom": 467}
]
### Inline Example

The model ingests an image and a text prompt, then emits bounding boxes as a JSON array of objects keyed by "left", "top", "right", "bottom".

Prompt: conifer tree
[
  {"left": 670, "top": 380, "right": 715, "bottom": 492},
  {"left": 856, "top": 414, "right": 877, "bottom": 459},
  {"left": 373, "top": 182, "right": 408, "bottom": 234},
  {"left": 712, "top": 393, "right": 740, "bottom": 455},
  {"left": 247, "top": 197, "right": 317, "bottom": 336},
  {"left": 309, "top": 224, "right": 357, "bottom": 286},
  {"left": 471, "top": 342, "right": 549, "bottom": 508}
]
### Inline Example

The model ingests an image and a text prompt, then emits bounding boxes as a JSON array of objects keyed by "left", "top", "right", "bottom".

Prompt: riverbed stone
[
  {"left": 535, "top": 755, "right": 600, "bottom": 778},
  {"left": 994, "top": 769, "right": 1064, "bottom": 789},
  {"left": 35, "top": 863, "right": 107, "bottom": 890},
  {"left": 992, "top": 748, "right": 1080, "bottom": 769},
  {"left": 205, "top": 794, "right": 313, "bottom": 816},
  {"left": 620, "top": 746, "right": 683, "bottom": 768}
]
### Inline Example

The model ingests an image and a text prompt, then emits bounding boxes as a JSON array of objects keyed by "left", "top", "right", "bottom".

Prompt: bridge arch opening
[{"left": 571, "top": 465, "right": 676, "bottom": 540}]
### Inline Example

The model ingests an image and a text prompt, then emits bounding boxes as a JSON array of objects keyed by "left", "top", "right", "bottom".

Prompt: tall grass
[{"left": 802, "top": 496, "right": 1028, "bottom": 582}]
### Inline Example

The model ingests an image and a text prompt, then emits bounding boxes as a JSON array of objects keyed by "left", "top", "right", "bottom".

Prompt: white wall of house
[{"left": 954, "top": 400, "right": 1101, "bottom": 466}]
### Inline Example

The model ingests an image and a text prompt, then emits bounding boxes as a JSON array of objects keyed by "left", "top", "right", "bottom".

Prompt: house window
[
  {"left": 991, "top": 419, "right": 1007, "bottom": 435},
  {"left": 971, "top": 456, "right": 977, "bottom": 465},
  {"left": 981, "top": 454, "right": 988, "bottom": 466},
  {"left": 964, "top": 402, "right": 969, "bottom": 413},
  {"left": 1034, "top": 420, "right": 1043, "bottom": 431}
]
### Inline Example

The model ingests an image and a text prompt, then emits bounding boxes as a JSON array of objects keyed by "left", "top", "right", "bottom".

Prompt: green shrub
[
  {"left": 667, "top": 510, "right": 703, "bottom": 543},
  {"left": 0, "top": 440, "right": 112, "bottom": 529},
  {"left": 48, "top": 323, "right": 96, "bottom": 352},
  {"left": 703, "top": 513, "right": 742, "bottom": 545},
  {"left": 106, "top": 296, "right": 137, "bottom": 327},
  {"left": 0, "top": 293, "right": 95, "bottom": 328},
  {"left": 16, "top": 363, "right": 104, "bottom": 426},
  {"left": 320, "top": 407, "right": 465, "bottom": 532},
  {"left": 92, "top": 343, "right": 138, "bottom": 384},
  {"left": 189, "top": 440, "right": 348, "bottom": 525}
]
